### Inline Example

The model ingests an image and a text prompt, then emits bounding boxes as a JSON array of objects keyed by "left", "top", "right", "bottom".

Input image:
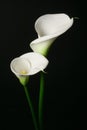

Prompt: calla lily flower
[
  {"left": 30, "top": 13, "right": 74, "bottom": 56},
  {"left": 10, "top": 52, "right": 49, "bottom": 85}
]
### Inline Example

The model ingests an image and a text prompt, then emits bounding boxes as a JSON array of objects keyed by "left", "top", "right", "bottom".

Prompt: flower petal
[
  {"left": 35, "top": 13, "right": 73, "bottom": 37},
  {"left": 30, "top": 13, "right": 73, "bottom": 56},
  {"left": 20, "top": 52, "right": 49, "bottom": 75},
  {"left": 10, "top": 57, "right": 31, "bottom": 77}
]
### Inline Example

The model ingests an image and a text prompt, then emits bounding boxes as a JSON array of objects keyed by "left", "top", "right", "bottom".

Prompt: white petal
[
  {"left": 10, "top": 57, "right": 31, "bottom": 77},
  {"left": 30, "top": 14, "right": 73, "bottom": 55},
  {"left": 35, "top": 13, "right": 73, "bottom": 37},
  {"left": 20, "top": 52, "right": 49, "bottom": 75}
]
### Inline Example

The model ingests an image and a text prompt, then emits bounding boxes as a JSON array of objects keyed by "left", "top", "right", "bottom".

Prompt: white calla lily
[
  {"left": 30, "top": 13, "right": 74, "bottom": 56},
  {"left": 10, "top": 52, "right": 49, "bottom": 85}
]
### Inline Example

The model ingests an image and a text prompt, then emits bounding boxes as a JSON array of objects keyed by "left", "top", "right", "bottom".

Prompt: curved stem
[
  {"left": 23, "top": 85, "right": 39, "bottom": 130},
  {"left": 38, "top": 72, "right": 44, "bottom": 130}
]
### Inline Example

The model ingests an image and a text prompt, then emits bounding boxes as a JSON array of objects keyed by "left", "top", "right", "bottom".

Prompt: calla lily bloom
[
  {"left": 30, "top": 13, "right": 74, "bottom": 56},
  {"left": 10, "top": 52, "right": 49, "bottom": 85}
]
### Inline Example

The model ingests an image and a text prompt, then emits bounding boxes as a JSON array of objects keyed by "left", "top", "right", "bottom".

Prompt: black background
[{"left": 0, "top": 0, "right": 86, "bottom": 129}]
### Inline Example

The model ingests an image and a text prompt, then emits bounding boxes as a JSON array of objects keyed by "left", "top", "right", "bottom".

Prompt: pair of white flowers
[{"left": 10, "top": 13, "right": 73, "bottom": 84}]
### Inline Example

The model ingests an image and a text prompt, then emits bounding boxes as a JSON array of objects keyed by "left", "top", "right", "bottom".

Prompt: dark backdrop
[{"left": 0, "top": 0, "right": 86, "bottom": 129}]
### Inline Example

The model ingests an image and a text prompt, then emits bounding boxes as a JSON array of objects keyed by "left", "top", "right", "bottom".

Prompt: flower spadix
[
  {"left": 10, "top": 52, "right": 49, "bottom": 86},
  {"left": 30, "top": 13, "right": 74, "bottom": 56}
]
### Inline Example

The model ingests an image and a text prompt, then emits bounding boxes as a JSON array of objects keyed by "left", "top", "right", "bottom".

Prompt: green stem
[
  {"left": 39, "top": 72, "right": 44, "bottom": 130},
  {"left": 23, "top": 85, "right": 39, "bottom": 130}
]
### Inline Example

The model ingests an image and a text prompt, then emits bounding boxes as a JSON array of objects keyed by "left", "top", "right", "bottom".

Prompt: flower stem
[
  {"left": 23, "top": 85, "right": 39, "bottom": 130},
  {"left": 39, "top": 72, "right": 44, "bottom": 130}
]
